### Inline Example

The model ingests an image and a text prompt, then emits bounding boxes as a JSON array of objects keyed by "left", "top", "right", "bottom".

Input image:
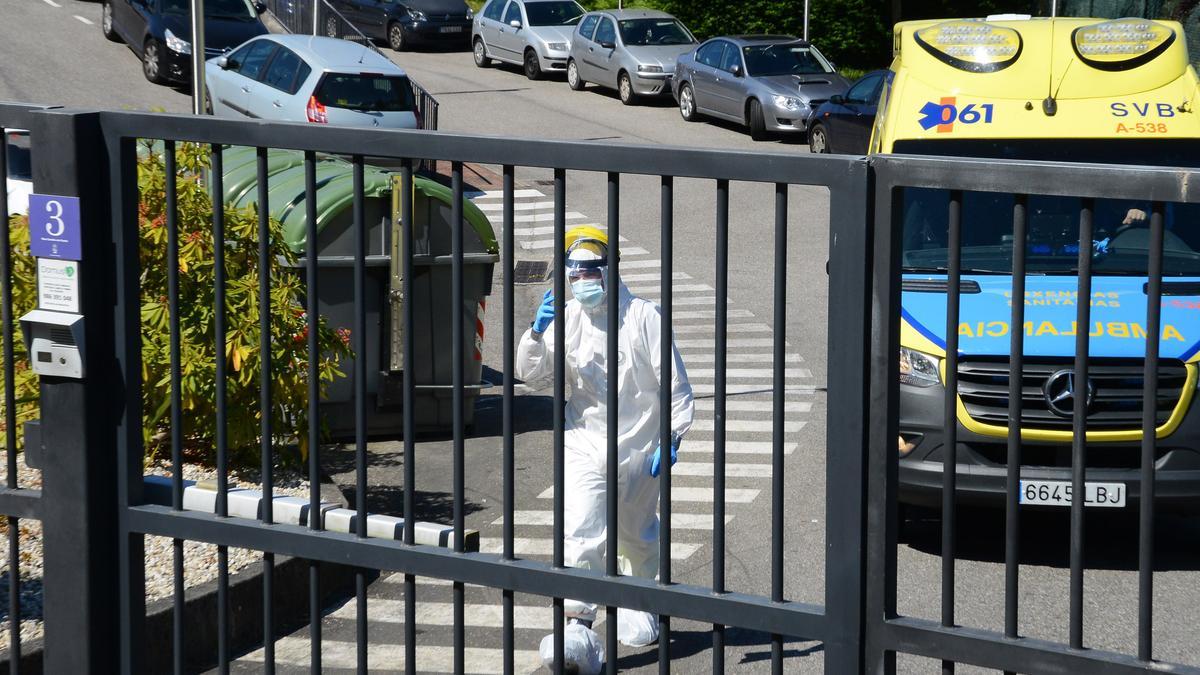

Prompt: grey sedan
[
  {"left": 673, "top": 35, "right": 850, "bottom": 141},
  {"left": 566, "top": 9, "right": 697, "bottom": 105},
  {"left": 472, "top": 0, "right": 586, "bottom": 79}
]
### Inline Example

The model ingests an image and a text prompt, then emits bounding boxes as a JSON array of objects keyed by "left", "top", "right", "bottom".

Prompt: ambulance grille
[{"left": 956, "top": 357, "right": 1188, "bottom": 431}]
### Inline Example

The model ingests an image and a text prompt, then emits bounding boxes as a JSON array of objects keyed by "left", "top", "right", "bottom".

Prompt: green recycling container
[{"left": 221, "top": 147, "right": 498, "bottom": 435}]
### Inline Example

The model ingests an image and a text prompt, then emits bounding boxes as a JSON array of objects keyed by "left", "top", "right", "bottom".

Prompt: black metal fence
[{"left": 1, "top": 103, "right": 1199, "bottom": 674}]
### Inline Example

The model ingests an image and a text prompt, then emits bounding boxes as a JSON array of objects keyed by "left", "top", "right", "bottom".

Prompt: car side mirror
[
  {"left": 829, "top": 94, "right": 845, "bottom": 105},
  {"left": 254, "top": 1, "right": 266, "bottom": 13},
  {"left": 731, "top": 64, "right": 743, "bottom": 77},
  {"left": 216, "top": 56, "right": 231, "bottom": 69},
  {"left": 509, "top": 19, "right": 522, "bottom": 28}
]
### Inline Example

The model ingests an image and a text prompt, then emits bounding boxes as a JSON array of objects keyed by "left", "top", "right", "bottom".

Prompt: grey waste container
[{"left": 222, "top": 148, "right": 498, "bottom": 436}]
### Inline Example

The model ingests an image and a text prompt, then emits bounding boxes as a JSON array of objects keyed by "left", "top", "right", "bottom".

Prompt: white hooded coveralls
[{"left": 516, "top": 282, "right": 694, "bottom": 622}]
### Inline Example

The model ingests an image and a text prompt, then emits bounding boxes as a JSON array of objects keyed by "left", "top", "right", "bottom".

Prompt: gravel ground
[{"left": 0, "top": 456, "right": 312, "bottom": 658}]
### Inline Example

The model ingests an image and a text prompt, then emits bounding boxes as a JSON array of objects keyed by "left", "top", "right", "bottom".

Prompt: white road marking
[
  {"left": 238, "top": 639, "right": 542, "bottom": 673},
  {"left": 614, "top": 259, "right": 660, "bottom": 269},
  {"left": 513, "top": 212, "right": 587, "bottom": 223},
  {"left": 475, "top": 200, "right": 555, "bottom": 211},
  {"left": 621, "top": 271, "right": 691, "bottom": 283},
  {"left": 472, "top": 189, "right": 545, "bottom": 199},
  {"left": 537, "top": 486, "right": 757, "bottom": 503},
  {"left": 73, "top": 14, "right": 93, "bottom": 24},
  {"left": 41, "top": 0, "right": 61, "bottom": 6},
  {"left": 694, "top": 399, "right": 813, "bottom": 413},
  {"left": 673, "top": 309, "right": 755, "bottom": 320},
  {"left": 629, "top": 283, "right": 713, "bottom": 294},
  {"left": 481, "top": 537, "right": 702, "bottom": 559},
  {"left": 330, "top": 599, "right": 553, "bottom": 630},
  {"left": 677, "top": 338, "right": 789, "bottom": 349},
  {"left": 690, "top": 419, "right": 807, "bottom": 433},
  {"left": 682, "top": 352, "right": 805, "bottom": 363},
  {"left": 686, "top": 367, "right": 812, "bottom": 379},
  {"left": 690, "top": 383, "right": 819, "bottom": 395},
  {"left": 617, "top": 246, "right": 649, "bottom": 256},
  {"left": 680, "top": 440, "right": 798, "bottom": 455},
  {"left": 671, "top": 462, "right": 773, "bottom": 478},
  {"left": 493, "top": 510, "right": 730, "bottom": 530}
]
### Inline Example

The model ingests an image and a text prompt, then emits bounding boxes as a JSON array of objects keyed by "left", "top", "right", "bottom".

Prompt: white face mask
[{"left": 571, "top": 278, "right": 606, "bottom": 308}]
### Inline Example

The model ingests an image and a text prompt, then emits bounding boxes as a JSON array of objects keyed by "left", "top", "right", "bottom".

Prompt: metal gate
[{"left": 0, "top": 104, "right": 1198, "bottom": 674}]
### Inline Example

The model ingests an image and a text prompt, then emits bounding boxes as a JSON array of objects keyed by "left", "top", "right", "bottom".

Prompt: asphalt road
[{"left": 2, "top": 3, "right": 1199, "bottom": 672}]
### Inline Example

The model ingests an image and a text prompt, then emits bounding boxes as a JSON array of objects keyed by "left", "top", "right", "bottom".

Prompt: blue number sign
[{"left": 27, "top": 194, "right": 82, "bottom": 261}]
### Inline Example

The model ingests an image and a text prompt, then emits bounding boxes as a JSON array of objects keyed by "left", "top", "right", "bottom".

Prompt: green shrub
[{"left": 1, "top": 143, "right": 351, "bottom": 468}]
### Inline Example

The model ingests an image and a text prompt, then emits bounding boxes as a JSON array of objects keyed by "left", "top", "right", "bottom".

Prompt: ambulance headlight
[
  {"left": 1072, "top": 18, "right": 1175, "bottom": 71},
  {"left": 914, "top": 21, "right": 1022, "bottom": 73},
  {"left": 899, "top": 346, "right": 940, "bottom": 388}
]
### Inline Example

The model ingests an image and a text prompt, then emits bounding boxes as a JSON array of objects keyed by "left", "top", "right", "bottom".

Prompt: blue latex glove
[
  {"left": 650, "top": 437, "right": 681, "bottom": 477},
  {"left": 532, "top": 289, "right": 555, "bottom": 334}
]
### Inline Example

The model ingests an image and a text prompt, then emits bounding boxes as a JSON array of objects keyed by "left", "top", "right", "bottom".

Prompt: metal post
[
  {"left": 313, "top": 0, "right": 320, "bottom": 35},
  {"left": 190, "top": 0, "right": 206, "bottom": 114},
  {"left": 804, "top": 0, "right": 810, "bottom": 42},
  {"left": 29, "top": 110, "right": 126, "bottom": 673}
]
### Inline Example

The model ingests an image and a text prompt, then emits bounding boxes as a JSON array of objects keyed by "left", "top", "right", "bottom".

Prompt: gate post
[{"left": 25, "top": 110, "right": 127, "bottom": 673}]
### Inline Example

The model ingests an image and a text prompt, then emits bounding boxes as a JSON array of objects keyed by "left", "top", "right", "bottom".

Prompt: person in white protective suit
[{"left": 516, "top": 227, "right": 694, "bottom": 673}]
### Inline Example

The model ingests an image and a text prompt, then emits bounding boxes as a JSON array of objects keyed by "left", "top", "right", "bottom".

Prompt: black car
[
  {"left": 806, "top": 69, "right": 892, "bottom": 155},
  {"left": 324, "top": 0, "right": 473, "bottom": 51},
  {"left": 101, "top": 0, "right": 270, "bottom": 85}
]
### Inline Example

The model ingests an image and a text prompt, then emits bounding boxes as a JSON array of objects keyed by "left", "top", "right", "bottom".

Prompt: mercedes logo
[{"left": 1043, "top": 369, "right": 1095, "bottom": 418}]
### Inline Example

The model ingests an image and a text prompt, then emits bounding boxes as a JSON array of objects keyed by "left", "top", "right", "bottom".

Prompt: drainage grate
[{"left": 513, "top": 260, "right": 549, "bottom": 284}]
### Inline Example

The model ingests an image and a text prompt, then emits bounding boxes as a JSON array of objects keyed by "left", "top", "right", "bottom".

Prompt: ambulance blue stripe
[
  {"left": 901, "top": 305, "right": 947, "bottom": 350},
  {"left": 1179, "top": 338, "right": 1200, "bottom": 363}
]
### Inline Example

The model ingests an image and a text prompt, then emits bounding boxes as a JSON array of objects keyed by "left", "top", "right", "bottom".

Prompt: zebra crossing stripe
[
  {"left": 671, "top": 462, "right": 773, "bottom": 478},
  {"left": 674, "top": 321, "right": 769, "bottom": 333},
  {"left": 686, "top": 367, "right": 812, "bottom": 379},
  {"left": 683, "top": 352, "right": 805, "bottom": 363},
  {"left": 690, "top": 419, "right": 806, "bottom": 433},
  {"left": 474, "top": 200, "right": 555, "bottom": 211},
  {"left": 329, "top": 599, "right": 554, "bottom": 630},
  {"left": 480, "top": 537, "right": 702, "bottom": 560},
  {"left": 471, "top": 188, "right": 546, "bottom": 199},
  {"left": 689, "top": 383, "right": 817, "bottom": 395},
  {"left": 513, "top": 212, "right": 587, "bottom": 223},
  {"left": 621, "top": 271, "right": 691, "bottom": 283},
  {"left": 676, "top": 338, "right": 788, "bottom": 349},
  {"left": 679, "top": 440, "right": 798, "bottom": 455},
  {"left": 492, "top": 510, "right": 731, "bottom": 529},
  {"left": 630, "top": 284, "right": 714, "bottom": 294},
  {"left": 672, "top": 309, "right": 755, "bottom": 320},
  {"left": 694, "top": 400, "right": 813, "bottom": 413},
  {"left": 238, "top": 638, "right": 542, "bottom": 673},
  {"left": 536, "top": 486, "right": 759, "bottom": 503}
]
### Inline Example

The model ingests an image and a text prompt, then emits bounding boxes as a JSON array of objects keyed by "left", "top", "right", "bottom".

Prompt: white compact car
[{"left": 205, "top": 35, "right": 421, "bottom": 129}]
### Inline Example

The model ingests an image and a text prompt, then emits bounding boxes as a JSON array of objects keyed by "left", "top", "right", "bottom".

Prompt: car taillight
[{"left": 306, "top": 96, "right": 327, "bottom": 124}]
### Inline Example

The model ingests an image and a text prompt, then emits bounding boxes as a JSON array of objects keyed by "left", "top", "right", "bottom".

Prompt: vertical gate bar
[
  {"left": 304, "top": 150, "right": 323, "bottom": 675},
  {"left": 941, "top": 190, "right": 962, "bottom": 675},
  {"left": 1003, "top": 196, "right": 1028, "bottom": 658},
  {"left": 352, "top": 155, "right": 368, "bottom": 674},
  {"left": 712, "top": 178, "right": 729, "bottom": 674},
  {"left": 452, "top": 161, "right": 466, "bottom": 674},
  {"left": 401, "top": 160, "right": 417, "bottom": 675},
  {"left": 256, "top": 146, "right": 276, "bottom": 674},
  {"left": 502, "top": 164, "right": 515, "bottom": 675},
  {"left": 553, "top": 167, "right": 567, "bottom": 673},
  {"left": 658, "top": 174, "right": 674, "bottom": 673},
  {"left": 0, "top": 123, "right": 15, "bottom": 675},
  {"left": 212, "top": 143, "right": 231, "bottom": 674},
  {"left": 771, "top": 182, "right": 786, "bottom": 674},
  {"left": 606, "top": 172, "right": 620, "bottom": 675},
  {"left": 1139, "top": 202, "right": 1164, "bottom": 662},
  {"left": 166, "top": 140, "right": 186, "bottom": 675},
  {"left": 1069, "top": 200, "right": 1095, "bottom": 651}
]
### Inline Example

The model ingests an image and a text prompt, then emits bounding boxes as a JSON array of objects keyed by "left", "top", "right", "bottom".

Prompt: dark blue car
[{"left": 807, "top": 69, "right": 892, "bottom": 155}]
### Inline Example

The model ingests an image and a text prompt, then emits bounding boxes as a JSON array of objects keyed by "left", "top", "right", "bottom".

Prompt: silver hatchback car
[
  {"left": 472, "top": 0, "right": 586, "bottom": 79},
  {"left": 566, "top": 9, "right": 697, "bottom": 105},
  {"left": 673, "top": 35, "right": 850, "bottom": 141}
]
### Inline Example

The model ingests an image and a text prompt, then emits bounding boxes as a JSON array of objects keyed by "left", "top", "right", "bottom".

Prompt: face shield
[{"left": 565, "top": 239, "right": 609, "bottom": 308}]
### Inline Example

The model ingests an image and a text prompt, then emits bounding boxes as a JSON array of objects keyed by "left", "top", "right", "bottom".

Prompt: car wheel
[
  {"left": 747, "top": 99, "right": 770, "bottom": 141},
  {"left": 808, "top": 122, "right": 829, "bottom": 153},
  {"left": 324, "top": 15, "right": 340, "bottom": 38},
  {"left": 618, "top": 71, "right": 637, "bottom": 106},
  {"left": 388, "top": 22, "right": 407, "bottom": 51},
  {"left": 142, "top": 39, "right": 167, "bottom": 85},
  {"left": 567, "top": 59, "right": 585, "bottom": 91},
  {"left": 523, "top": 49, "right": 543, "bottom": 80},
  {"left": 473, "top": 38, "right": 491, "bottom": 67},
  {"left": 101, "top": 1, "right": 121, "bottom": 42},
  {"left": 678, "top": 83, "right": 698, "bottom": 122}
]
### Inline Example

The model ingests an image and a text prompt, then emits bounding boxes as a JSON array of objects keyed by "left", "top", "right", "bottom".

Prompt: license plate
[
  {"left": 439, "top": 25, "right": 464, "bottom": 33},
  {"left": 1019, "top": 480, "right": 1126, "bottom": 507}
]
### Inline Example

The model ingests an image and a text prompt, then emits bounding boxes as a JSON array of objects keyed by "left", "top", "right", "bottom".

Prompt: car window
[
  {"left": 719, "top": 42, "right": 742, "bottom": 73},
  {"left": 229, "top": 40, "right": 276, "bottom": 81},
  {"left": 262, "top": 47, "right": 304, "bottom": 94},
  {"left": 314, "top": 74, "right": 415, "bottom": 112},
  {"left": 616, "top": 18, "right": 693, "bottom": 46},
  {"left": 503, "top": 1, "right": 522, "bottom": 25},
  {"left": 742, "top": 43, "right": 834, "bottom": 77},
  {"left": 845, "top": 74, "right": 881, "bottom": 104},
  {"left": 577, "top": 14, "right": 598, "bottom": 40},
  {"left": 593, "top": 17, "right": 616, "bottom": 45},
  {"left": 696, "top": 41, "right": 725, "bottom": 69},
  {"left": 162, "top": 0, "right": 257, "bottom": 20},
  {"left": 482, "top": 0, "right": 505, "bottom": 21},
  {"left": 525, "top": 1, "right": 583, "bottom": 26}
]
